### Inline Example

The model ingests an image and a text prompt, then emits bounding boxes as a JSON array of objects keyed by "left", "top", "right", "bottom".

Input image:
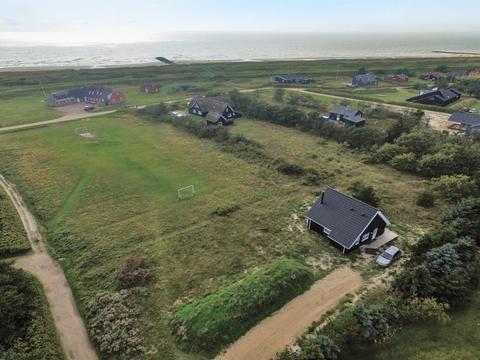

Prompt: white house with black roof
[
  {"left": 188, "top": 96, "right": 241, "bottom": 126},
  {"left": 306, "top": 187, "right": 391, "bottom": 253},
  {"left": 329, "top": 106, "right": 365, "bottom": 127}
]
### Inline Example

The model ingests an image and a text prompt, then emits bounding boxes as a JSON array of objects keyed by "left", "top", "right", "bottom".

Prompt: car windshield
[{"left": 381, "top": 252, "right": 393, "bottom": 260}]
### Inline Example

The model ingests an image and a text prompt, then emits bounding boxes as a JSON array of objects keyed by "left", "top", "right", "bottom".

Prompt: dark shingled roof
[
  {"left": 330, "top": 106, "right": 364, "bottom": 123},
  {"left": 306, "top": 187, "right": 390, "bottom": 249},
  {"left": 50, "top": 86, "right": 115, "bottom": 102},
  {"left": 449, "top": 112, "right": 480, "bottom": 126},
  {"left": 407, "top": 88, "right": 462, "bottom": 104},
  {"left": 189, "top": 96, "right": 234, "bottom": 113}
]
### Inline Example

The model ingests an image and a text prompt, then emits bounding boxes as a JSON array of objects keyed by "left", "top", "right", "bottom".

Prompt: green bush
[
  {"left": 298, "top": 335, "right": 340, "bottom": 360},
  {"left": 433, "top": 175, "right": 479, "bottom": 202},
  {"left": 390, "top": 152, "right": 417, "bottom": 172},
  {"left": 416, "top": 190, "right": 436, "bottom": 207},
  {"left": 211, "top": 204, "right": 241, "bottom": 217},
  {"left": 86, "top": 289, "right": 146, "bottom": 355},
  {"left": 172, "top": 257, "right": 314, "bottom": 352},
  {"left": 348, "top": 181, "right": 380, "bottom": 207},
  {"left": 442, "top": 198, "right": 480, "bottom": 243}
]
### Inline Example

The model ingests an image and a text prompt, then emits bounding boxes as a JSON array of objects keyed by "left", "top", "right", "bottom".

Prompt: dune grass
[{"left": 0, "top": 185, "right": 30, "bottom": 257}]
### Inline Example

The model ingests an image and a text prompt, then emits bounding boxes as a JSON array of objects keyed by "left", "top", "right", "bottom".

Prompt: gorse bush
[
  {"left": 86, "top": 289, "right": 146, "bottom": 355},
  {"left": 172, "top": 257, "right": 314, "bottom": 353}
]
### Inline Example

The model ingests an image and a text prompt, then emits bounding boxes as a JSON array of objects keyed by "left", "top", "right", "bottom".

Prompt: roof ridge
[{"left": 325, "top": 186, "right": 379, "bottom": 212}]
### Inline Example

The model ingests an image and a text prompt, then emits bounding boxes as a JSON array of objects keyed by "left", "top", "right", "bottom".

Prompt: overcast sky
[{"left": 1, "top": 0, "right": 479, "bottom": 44}]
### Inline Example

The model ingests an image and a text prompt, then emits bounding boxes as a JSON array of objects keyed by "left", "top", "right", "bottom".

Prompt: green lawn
[
  {"left": 0, "top": 185, "right": 30, "bottom": 257},
  {"left": 0, "top": 93, "right": 59, "bottom": 127},
  {"left": 342, "top": 292, "right": 480, "bottom": 360}
]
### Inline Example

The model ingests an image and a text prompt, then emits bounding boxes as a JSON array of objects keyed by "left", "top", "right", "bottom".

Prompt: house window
[
  {"left": 323, "top": 228, "right": 332, "bottom": 235},
  {"left": 361, "top": 233, "right": 370, "bottom": 242}
]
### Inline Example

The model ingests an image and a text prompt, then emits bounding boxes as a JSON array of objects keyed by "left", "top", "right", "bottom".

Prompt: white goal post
[{"left": 177, "top": 185, "right": 195, "bottom": 200}]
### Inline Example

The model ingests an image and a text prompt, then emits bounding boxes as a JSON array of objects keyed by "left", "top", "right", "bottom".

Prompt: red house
[
  {"left": 388, "top": 74, "right": 409, "bottom": 83},
  {"left": 139, "top": 84, "right": 160, "bottom": 94}
]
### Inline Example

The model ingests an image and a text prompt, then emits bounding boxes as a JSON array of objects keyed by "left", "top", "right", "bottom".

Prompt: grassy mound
[
  {"left": 0, "top": 187, "right": 30, "bottom": 257},
  {"left": 172, "top": 257, "right": 314, "bottom": 353}
]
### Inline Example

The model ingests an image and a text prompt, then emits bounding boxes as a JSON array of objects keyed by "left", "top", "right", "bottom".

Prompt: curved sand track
[
  {"left": 216, "top": 267, "right": 363, "bottom": 360},
  {"left": 0, "top": 174, "right": 98, "bottom": 360}
]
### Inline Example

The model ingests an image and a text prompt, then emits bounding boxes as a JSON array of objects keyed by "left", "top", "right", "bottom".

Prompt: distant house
[
  {"left": 406, "top": 88, "right": 462, "bottom": 107},
  {"left": 468, "top": 68, "right": 480, "bottom": 79},
  {"left": 306, "top": 187, "right": 391, "bottom": 253},
  {"left": 388, "top": 74, "right": 409, "bottom": 83},
  {"left": 449, "top": 112, "right": 480, "bottom": 134},
  {"left": 48, "top": 86, "right": 125, "bottom": 107},
  {"left": 139, "top": 84, "right": 160, "bottom": 94},
  {"left": 352, "top": 73, "right": 378, "bottom": 88},
  {"left": 188, "top": 96, "right": 241, "bottom": 126},
  {"left": 419, "top": 72, "right": 445, "bottom": 81},
  {"left": 447, "top": 71, "right": 468, "bottom": 81},
  {"left": 271, "top": 75, "right": 315, "bottom": 84},
  {"left": 329, "top": 106, "right": 365, "bottom": 127}
]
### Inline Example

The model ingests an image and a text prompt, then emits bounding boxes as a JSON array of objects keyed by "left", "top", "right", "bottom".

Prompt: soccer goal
[
  {"left": 75, "top": 127, "right": 96, "bottom": 138},
  {"left": 177, "top": 185, "right": 195, "bottom": 200}
]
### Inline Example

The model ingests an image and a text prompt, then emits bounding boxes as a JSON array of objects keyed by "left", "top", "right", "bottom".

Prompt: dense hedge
[
  {"left": 0, "top": 190, "right": 30, "bottom": 257},
  {"left": 172, "top": 257, "right": 314, "bottom": 353}
]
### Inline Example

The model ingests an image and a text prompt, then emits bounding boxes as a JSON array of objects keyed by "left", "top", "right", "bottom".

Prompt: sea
[{"left": 1, "top": 32, "right": 480, "bottom": 69}]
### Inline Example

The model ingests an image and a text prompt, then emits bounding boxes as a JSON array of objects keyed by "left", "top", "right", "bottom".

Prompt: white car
[
  {"left": 169, "top": 111, "right": 184, "bottom": 118},
  {"left": 376, "top": 246, "right": 401, "bottom": 267}
]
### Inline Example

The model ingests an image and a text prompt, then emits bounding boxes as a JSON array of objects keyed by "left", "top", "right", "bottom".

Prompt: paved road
[
  {"left": 0, "top": 174, "right": 99, "bottom": 360},
  {"left": 216, "top": 267, "right": 363, "bottom": 360}
]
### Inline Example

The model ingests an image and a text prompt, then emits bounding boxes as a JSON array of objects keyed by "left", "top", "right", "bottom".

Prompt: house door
[{"left": 372, "top": 228, "right": 378, "bottom": 240}]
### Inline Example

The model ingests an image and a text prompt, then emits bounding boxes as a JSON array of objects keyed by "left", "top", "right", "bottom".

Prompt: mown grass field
[
  {"left": 0, "top": 92, "right": 59, "bottom": 127},
  {"left": 0, "top": 184, "right": 30, "bottom": 257},
  {"left": 342, "top": 291, "right": 480, "bottom": 360}
]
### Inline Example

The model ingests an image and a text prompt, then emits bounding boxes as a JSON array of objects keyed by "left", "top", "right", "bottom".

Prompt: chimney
[{"left": 320, "top": 191, "right": 325, "bottom": 204}]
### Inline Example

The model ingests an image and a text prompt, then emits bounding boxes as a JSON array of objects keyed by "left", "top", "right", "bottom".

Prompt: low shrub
[
  {"left": 172, "top": 257, "right": 314, "bottom": 353},
  {"left": 211, "top": 204, "right": 241, "bottom": 217},
  {"left": 86, "top": 289, "right": 146, "bottom": 355},
  {"left": 117, "top": 256, "right": 150, "bottom": 290},
  {"left": 348, "top": 181, "right": 380, "bottom": 207},
  {"left": 416, "top": 190, "right": 436, "bottom": 207}
]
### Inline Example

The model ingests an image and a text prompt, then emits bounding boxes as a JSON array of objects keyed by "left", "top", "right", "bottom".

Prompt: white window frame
[
  {"left": 361, "top": 233, "right": 370, "bottom": 242},
  {"left": 323, "top": 227, "right": 332, "bottom": 235}
]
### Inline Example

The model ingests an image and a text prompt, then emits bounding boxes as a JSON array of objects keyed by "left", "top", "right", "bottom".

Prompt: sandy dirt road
[
  {"left": 0, "top": 174, "right": 98, "bottom": 360},
  {"left": 216, "top": 267, "right": 363, "bottom": 360},
  {"left": 0, "top": 109, "right": 116, "bottom": 133}
]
